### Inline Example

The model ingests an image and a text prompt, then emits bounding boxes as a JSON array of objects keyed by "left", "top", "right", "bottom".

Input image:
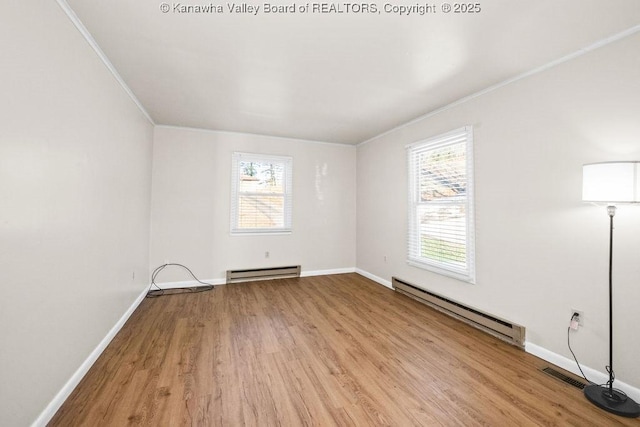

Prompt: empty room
[{"left": 2, "top": 1, "right": 640, "bottom": 425}]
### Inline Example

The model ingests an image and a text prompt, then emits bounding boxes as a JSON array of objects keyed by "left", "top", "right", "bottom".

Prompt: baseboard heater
[
  {"left": 392, "top": 277, "right": 525, "bottom": 349},
  {"left": 226, "top": 265, "right": 301, "bottom": 284}
]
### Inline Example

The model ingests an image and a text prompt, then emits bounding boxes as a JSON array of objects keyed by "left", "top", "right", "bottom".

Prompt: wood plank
[{"left": 49, "top": 273, "right": 637, "bottom": 426}]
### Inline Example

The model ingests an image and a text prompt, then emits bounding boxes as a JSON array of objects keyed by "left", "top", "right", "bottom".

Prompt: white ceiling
[{"left": 64, "top": 0, "right": 640, "bottom": 144}]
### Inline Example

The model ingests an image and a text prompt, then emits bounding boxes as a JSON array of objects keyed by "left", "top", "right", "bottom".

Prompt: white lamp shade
[{"left": 582, "top": 161, "right": 640, "bottom": 203}]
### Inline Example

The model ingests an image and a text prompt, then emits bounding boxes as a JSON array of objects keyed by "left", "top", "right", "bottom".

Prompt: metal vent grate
[{"left": 541, "top": 367, "right": 587, "bottom": 390}]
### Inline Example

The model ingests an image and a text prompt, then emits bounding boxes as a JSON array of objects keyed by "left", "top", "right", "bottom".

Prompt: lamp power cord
[
  {"left": 568, "top": 312, "right": 629, "bottom": 402},
  {"left": 567, "top": 312, "right": 591, "bottom": 384}
]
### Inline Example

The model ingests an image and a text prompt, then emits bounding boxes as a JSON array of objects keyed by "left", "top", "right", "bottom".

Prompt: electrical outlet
[
  {"left": 571, "top": 308, "right": 584, "bottom": 326},
  {"left": 265, "top": 251, "right": 270, "bottom": 258}
]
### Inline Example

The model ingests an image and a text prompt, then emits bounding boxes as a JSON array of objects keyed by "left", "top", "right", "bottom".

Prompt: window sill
[
  {"left": 230, "top": 230, "right": 292, "bottom": 236},
  {"left": 407, "top": 259, "right": 475, "bottom": 284}
]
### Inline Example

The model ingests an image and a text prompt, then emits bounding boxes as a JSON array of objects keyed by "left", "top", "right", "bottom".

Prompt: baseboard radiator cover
[
  {"left": 226, "top": 265, "right": 301, "bottom": 284},
  {"left": 392, "top": 277, "right": 525, "bottom": 349}
]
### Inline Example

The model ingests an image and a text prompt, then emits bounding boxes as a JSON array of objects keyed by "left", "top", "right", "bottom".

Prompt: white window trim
[
  {"left": 406, "top": 126, "right": 476, "bottom": 283},
  {"left": 230, "top": 152, "right": 293, "bottom": 235}
]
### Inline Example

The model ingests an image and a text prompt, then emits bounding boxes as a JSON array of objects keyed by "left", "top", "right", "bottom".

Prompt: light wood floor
[{"left": 50, "top": 273, "right": 636, "bottom": 426}]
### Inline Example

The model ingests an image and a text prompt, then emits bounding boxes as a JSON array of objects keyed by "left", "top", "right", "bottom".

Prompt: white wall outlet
[
  {"left": 571, "top": 308, "right": 584, "bottom": 327},
  {"left": 265, "top": 251, "right": 270, "bottom": 258}
]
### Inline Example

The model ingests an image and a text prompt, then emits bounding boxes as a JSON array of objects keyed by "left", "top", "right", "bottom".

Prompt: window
[
  {"left": 407, "top": 127, "right": 475, "bottom": 283},
  {"left": 230, "top": 152, "right": 293, "bottom": 234}
]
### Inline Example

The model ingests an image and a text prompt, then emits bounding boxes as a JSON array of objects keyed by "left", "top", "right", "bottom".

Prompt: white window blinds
[
  {"left": 230, "top": 152, "right": 293, "bottom": 234},
  {"left": 407, "top": 127, "right": 475, "bottom": 283}
]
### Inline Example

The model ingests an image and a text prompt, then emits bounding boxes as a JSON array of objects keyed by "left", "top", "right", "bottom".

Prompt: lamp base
[{"left": 584, "top": 384, "right": 640, "bottom": 418}]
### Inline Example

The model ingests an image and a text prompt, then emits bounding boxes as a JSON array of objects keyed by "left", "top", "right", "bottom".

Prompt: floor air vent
[
  {"left": 392, "top": 277, "right": 525, "bottom": 348},
  {"left": 226, "top": 265, "right": 301, "bottom": 284},
  {"left": 541, "top": 367, "right": 587, "bottom": 390}
]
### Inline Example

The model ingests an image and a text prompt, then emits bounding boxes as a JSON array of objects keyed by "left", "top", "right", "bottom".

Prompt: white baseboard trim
[
  {"left": 525, "top": 341, "right": 640, "bottom": 403},
  {"left": 355, "top": 268, "right": 393, "bottom": 289},
  {"left": 32, "top": 286, "right": 149, "bottom": 427},
  {"left": 152, "top": 278, "right": 225, "bottom": 289},
  {"left": 154, "top": 269, "right": 358, "bottom": 287},
  {"left": 301, "top": 267, "right": 356, "bottom": 277}
]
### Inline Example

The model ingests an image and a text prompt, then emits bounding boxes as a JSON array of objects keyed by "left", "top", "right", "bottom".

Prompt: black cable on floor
[{"left": 146, "top": 263, "right": 214, "bottom": 298}]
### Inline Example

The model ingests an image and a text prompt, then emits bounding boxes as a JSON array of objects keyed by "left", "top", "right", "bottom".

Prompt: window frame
[
  {"left": 230, "top": 152, "right": 293, "bottom": 235},
  {"left": 406, "top": 126, "right": 476, "bottom": 283}
]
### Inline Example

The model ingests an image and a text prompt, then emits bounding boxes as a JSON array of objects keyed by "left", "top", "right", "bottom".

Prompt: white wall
[
  {"left": 357, "top": 33, "right": 640, "bottom": 389},
  {"left": 150, "top": 126, "right": 356, "bottom": 283},
  {"left": 0, "top": 3, "right": 154, "bottom": 426}
]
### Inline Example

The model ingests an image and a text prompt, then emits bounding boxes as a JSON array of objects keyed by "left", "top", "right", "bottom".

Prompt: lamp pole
[
  {"left": 606, "top": 205, "right": 614, "bottom": 398},
  {"left": 582, "top": 204, "right": 640, "bottom": 417}
]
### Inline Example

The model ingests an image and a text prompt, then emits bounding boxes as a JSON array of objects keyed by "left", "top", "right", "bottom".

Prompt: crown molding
[{"left": 55, "top": 0, "right": 154, "bottom": 125}]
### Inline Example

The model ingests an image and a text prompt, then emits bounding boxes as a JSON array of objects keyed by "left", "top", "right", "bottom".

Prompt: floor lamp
[{"left": 582, "top": 161, "right": 640, "bottom": 418}]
